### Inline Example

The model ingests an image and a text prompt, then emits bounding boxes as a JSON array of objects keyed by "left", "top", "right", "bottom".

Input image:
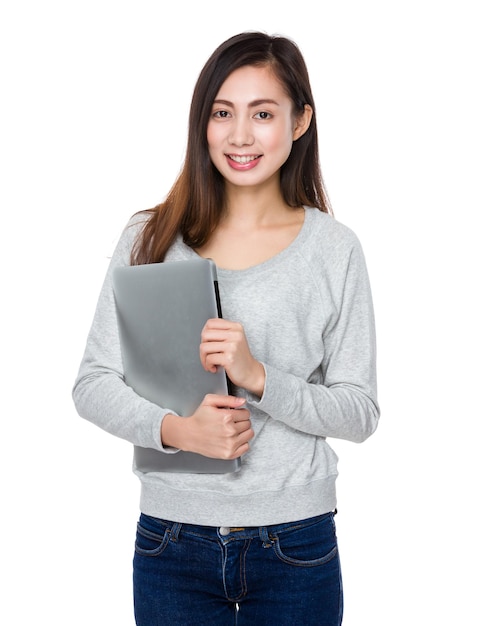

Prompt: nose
[{"left": 228, "top": 115, "right": 254, "bottom": 147}]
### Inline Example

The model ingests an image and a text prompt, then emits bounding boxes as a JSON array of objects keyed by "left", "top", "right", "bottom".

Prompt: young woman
[{"left": 73, "top": 31, "right": 379, "bottom": 626}]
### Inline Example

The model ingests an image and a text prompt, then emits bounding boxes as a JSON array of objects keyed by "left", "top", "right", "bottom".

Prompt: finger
[
  {"left": 199, "top": 344, "right": 219, "bottom": 371},
  {"left": 202, "top": 394, "right": 246, "bottom": 409},
  {"left": 202, "top": 319, "right": 243, "bottom": 339},
  {"left": 202, "top": 353, "right": 228, "bottom": 374},
  {"left": 236, "top": 429, "right": 254, "bottom": 450},
  {"left": 200, "top": 344, "right": 230, "bottom": 373},
  {"left": 201, "top": 330, "right": 235, "bottom": 347},
  {"left": 227, "top": 409, "right": 251, "bottom": 423},
  {"left": 201, "top": 338, "right": 241, "bottom": 360},
  {"left": 203, "top": 318, "right": 235, "bottom": 330},
  {"left": 200, "top": 341, "right": 230, "bottom": 357},
  {"left": 233, "top": 420, "right": 253, "bottom": 436}
]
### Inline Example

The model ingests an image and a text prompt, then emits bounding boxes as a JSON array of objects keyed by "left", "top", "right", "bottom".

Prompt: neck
[{"left": 223, "top": 182, "right": 292, "bottom": 228}]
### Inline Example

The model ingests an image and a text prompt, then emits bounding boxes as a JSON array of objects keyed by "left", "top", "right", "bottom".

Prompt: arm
[
  {"left": 72, "top": 218, "right": 176, "bottom": 452},
  {"left": 72, "top": 217, "right": 254, "bottom": 457},
  {"left": 250, "top": 240, "right": 379, "bottom": 443},
  {"left": 200, "top": 237, "right": 379, "bottom": 444}
]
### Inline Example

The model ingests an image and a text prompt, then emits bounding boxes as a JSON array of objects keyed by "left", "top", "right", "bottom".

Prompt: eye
[
  {"left": 254, "top": 111, "right": 272, "bottom": 120},
  {"left": 212, "top": 110, "right": 230, "bottom": 119}
]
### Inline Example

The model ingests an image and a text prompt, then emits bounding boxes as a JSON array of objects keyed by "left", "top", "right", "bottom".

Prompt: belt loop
[
  {"left": 170, "top": 522, "right": 182, "bottom": 542},
  {"left": 259, "top": 526, "right": 272, "bottom": 548}
]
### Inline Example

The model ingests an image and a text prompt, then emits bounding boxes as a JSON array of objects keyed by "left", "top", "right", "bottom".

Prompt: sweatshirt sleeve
[
  {"left": 247, "top": 235, "right": 380, "bottom": 443},
  {"left": 72, "top": 217, "right": 178, "bottom": 453}
]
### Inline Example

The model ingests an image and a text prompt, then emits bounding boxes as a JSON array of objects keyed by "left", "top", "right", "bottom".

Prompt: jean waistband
[{"left": 139, "top": 511, "right": 336, "bottom": 543}]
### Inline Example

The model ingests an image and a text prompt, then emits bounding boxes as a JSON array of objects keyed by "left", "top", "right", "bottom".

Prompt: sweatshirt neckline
[{"left": 184, "top": 207, "right": 314, "bottom": 279}]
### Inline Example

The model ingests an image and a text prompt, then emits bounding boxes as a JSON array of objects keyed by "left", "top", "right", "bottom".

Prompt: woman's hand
[
  {"left": 200, "top": 318, "right": 265, "bottom": 397},
  {"left": 161, "top": 395, "right": 253, "bottom": 459}
]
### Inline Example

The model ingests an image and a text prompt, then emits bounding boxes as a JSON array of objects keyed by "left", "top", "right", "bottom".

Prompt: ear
[{"left": 293, "top": 104, "right": 313, "bottom": 141}]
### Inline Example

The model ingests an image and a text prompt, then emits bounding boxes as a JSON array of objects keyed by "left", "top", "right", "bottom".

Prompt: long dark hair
[{"left": 131, "top": 31, "right": 332, "bottom": 264}]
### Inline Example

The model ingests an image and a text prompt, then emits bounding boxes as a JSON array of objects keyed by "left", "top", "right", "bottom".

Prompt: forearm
[
  {"left": 247, "top": 363, "right": 380, "bottom": 443},
  {"left": 160, "top": 413, "right": 185, "bottom": 450},
  {"left": 242, "top": 360, "right": 266, "bottom": 398},
  {"left": 73, "top": 369, "right": 174, "bottom": 451}
]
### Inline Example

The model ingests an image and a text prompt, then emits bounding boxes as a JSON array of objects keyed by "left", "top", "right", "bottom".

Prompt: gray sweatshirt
[{"left": 73, "top": 207, "right": 379, "bottom": 526}]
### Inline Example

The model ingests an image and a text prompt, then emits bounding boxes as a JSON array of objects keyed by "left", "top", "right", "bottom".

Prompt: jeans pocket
[
  {"left": 135, "top": 521, "right": 171, "bottom": 557},
  {"left": 271, "top": 514, "right": 338, "bottom": 567}
]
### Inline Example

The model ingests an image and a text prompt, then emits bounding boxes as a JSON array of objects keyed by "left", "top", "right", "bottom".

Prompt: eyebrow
[{"left": 212, "top": 98, "right": 281, "bottom": 108}]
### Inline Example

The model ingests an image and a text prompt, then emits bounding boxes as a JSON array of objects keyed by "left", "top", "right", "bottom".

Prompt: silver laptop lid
[{"left": 112, "top": 258, "right": 241, "bottom": 474}]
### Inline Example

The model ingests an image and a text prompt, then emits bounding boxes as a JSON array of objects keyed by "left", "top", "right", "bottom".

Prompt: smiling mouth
[{"left": 227, "top": 154, "right": 261, "bottom": 164}]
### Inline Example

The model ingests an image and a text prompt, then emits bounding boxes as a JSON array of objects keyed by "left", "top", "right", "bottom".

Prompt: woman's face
[{"left": 207, "top": 65, "right": 307, "bottom": 191}]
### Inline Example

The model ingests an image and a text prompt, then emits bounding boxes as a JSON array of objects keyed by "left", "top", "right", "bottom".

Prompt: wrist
[
  {"left": 245, "top": 361, "right": 265, "bottom": 398},
  {"left": 161, "top": 413, "right": 187, "bottom": 450}
]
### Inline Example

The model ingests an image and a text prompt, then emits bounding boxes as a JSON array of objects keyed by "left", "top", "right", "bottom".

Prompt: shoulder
[
  {"left": 303, "top": 207, "right": 364, "bottom": 262},
  {"left": 124, "top": 210, "right": 154, "bottom": 238},
  {"left": 110, "top": 210, "right": 154, "bottom": 266},
  {"left": 299, "top": 209, "right": 372, "bottom": 305}
]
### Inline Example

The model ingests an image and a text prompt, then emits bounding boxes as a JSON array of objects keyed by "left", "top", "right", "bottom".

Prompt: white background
[{"left": 1, "top": 1, "right": 475, "bottom": 624}]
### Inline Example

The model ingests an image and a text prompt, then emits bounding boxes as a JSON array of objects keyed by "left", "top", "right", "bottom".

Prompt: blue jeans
[{"left": 133, "top": 511, "right": 343, "bottom": 625}]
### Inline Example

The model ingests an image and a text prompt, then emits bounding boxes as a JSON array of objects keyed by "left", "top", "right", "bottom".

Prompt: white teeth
[{"left": 229, "top": 155, "right": 258, "bottom": 164}]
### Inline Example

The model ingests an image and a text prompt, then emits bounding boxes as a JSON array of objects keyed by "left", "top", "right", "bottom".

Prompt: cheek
[
  {"left": 207, "top": 118, "right": 226, "bottom": 144},
  {"left": 267, "top": 133, "right": 294, "bottom": 161},
  {"left": 206, "top": 124, "right": 217, "bottom": 150},
  {"left": 263, "top": 120, "right": 295, "bottom": 151},
  {"left": 206, "top": 130, "right": 227, "bottom": 174},
  {"left": 206, "top": 128, "right": 219, "bottom": 163},
  {"left": 207, "top": 128, "right": 227, "bottom": 168}
]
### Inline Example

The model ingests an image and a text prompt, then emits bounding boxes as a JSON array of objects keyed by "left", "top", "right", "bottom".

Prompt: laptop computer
[{"left": 112, "top": 258, "right": 241, "bottom": 474}]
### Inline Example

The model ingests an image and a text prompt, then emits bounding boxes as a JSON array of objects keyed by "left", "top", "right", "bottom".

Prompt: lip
[{"left": 226, "top": 154, "right": 262, "bottom": 171}]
